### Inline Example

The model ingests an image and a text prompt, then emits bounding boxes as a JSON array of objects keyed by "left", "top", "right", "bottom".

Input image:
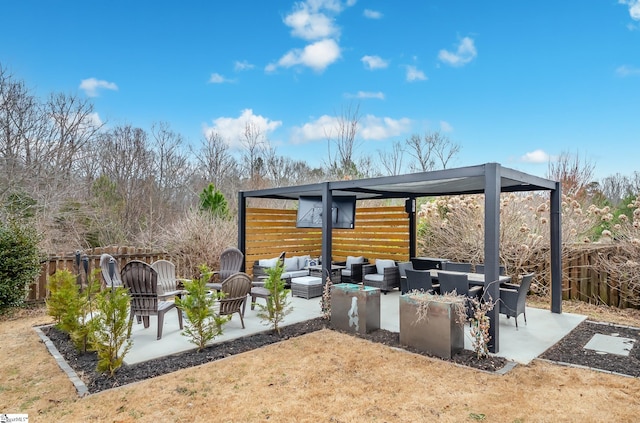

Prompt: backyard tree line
[{"left": 1, "top": 63, "right": 639, "bottom": 256}]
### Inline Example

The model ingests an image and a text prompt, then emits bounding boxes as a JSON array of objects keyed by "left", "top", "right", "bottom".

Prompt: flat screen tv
[{"left": 296, "top": 195, "right": 356, "bottom": 229}]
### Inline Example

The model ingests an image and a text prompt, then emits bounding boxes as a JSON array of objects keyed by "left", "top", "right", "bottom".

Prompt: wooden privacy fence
[
  {"left": 245, "top": 205, "right": 410, "bottom": 273},
  {"left": 28, "top": 246, "right": 182, "bottom": 302}
]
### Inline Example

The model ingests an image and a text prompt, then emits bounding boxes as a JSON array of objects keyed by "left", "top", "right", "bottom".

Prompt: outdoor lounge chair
[
  {"left": 362, "top": 259, "right": 400, "bottom": 294},
  {"left": 499, "top": 272, "right": 535, "bottom": 329},
  {"left": 338, "top": 256, "right": 368, "bottom": 283},
  {"left": 150, "top": 259, "right": 180, "bottom": 297},
  {"left": 121, "top": 260, "right": 183, "bottom": 340},
  {"left": 218, "top": 272, "right": 252, "bottom": 328},
  {"left": 397, "top": 261, "right": 414, "bottom": 294},
  {"left": 100, "top": 253, "right": 122, "bottom": 287}
]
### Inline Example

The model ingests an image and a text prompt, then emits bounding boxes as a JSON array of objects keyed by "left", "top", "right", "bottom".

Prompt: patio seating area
[{"left": 123, "top": 290, "right": 586, "bottom": 366}]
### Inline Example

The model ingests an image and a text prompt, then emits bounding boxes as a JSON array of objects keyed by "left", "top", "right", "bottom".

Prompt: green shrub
[
  {"left": 93, "top": 285, "right": 133, "bottom": 376},
  {"left": 0, "top": 219, "right": 42, "bottom": 310},
  {"left": 256, "top": 261, "right": 292, "bottom": 335},
  {"left": 176, "top": 265, "right": 229, "bottom": 351},
  {"left": 46, "top": 268, "right": 100, "bottom": 352}
]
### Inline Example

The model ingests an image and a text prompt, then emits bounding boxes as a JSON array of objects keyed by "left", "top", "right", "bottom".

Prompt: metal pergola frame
[{"left": 238, "top": 163, "right": 562, "bottom": 353}]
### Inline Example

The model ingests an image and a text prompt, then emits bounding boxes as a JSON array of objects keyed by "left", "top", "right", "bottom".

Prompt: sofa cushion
[
  {"left": 345, "top": 256, "right": 364, "bottom": 269},
  {"left": 375, "top": 259, "right": 396, "bottom": 274},
  {"left": 258, "top": 257, "right": 278, "bottom": 268},
  {"left": 284, "top": 257, "right": 299, "bottom": 272},
  {"left": 364, "top": 274, "right": 384, "bottom": 282},
  {"left": 341, "top": 269, "right": 352, "bottom": 277},
  {"left": 282, "top": 270, "right": 308, "bottom": 279}
]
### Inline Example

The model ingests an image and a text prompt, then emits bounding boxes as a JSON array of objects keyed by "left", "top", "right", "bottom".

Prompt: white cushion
[
  {"left": 345, "top": 255, "right": 364, "bottom": 269},
  {"left": 364, "top": 274, "right": 384, "bottom": 282},
  {"left": 282, "top": 270, "right": 309, "bottom": 279},
  {"left": 259, "top": 257, "right": 278, "bottom": 268},
  {"left": 284, "top": 257, "right": 299, "bottom": 271},
  {"left": 341, "top": 269, "right": 352, "bottom": 277},
  {"left": 298, "top": 255, "right": 311, "bottom": 269},
  {"left": 375, "top": 259, "right": 396, "bottom": 274},
  {"left": 291, "top": 276, "right": 322, "bottom": 286}
]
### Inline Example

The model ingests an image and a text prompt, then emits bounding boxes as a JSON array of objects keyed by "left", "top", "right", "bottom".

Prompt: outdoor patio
[{"left": 123, "top": 291, "right": 587, "bottom": 366}]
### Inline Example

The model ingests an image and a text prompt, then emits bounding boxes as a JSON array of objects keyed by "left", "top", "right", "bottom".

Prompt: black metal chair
[
  {"left": 499, "top": 273, "right": 535, "bottom": 329},
  {"left": 405, "top": 269, "right": 439, "bottom": 294},
  {"left": 475, "top": 264, "right": 506, "bottom": 275}
]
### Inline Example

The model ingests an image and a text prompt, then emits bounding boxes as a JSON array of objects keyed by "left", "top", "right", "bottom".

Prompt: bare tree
[
  {"left": 194, "top": 130, "right": 236, "bottom": 191},
  {"left": 240, "top": 121, "right": 268, "bottom": 189},
  {"left": 326, "top": 103, "right": 360, "bottom": 179},
  {"left": 547, "top": 151, "right": 595, "bottom": 199},
  {"left": 378, "top": 140, "right": 405, "bottom": 176},
  {"left": 151, "top": 121, "right": 193, "bottom": 200},
  {"left": 405, "top": 131, "right": 460, "bottom": 172}
]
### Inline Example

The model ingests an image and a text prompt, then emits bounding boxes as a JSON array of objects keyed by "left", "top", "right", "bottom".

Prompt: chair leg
[
  {"left": 177, "top": 307, "right": 183, "bottom": 330},
  {"left": 238, "top": 311, "right": 245, "bottom": 329},
  {"left": 251, "top": 294, "right": 257, "bottom": 310},
  {"left": 157, "top": 312, "right": 165, "bottom": 340},
  {"left": 515, "top": 316, "right": 519, "bottom": 330},
  {"left": 143, "top": 316, "right": 150, "bottom": 328},
  {"left": 523, "top": 311, "right": 527, "bottom": 325}
]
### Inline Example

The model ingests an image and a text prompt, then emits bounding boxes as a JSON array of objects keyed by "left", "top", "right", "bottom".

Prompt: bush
[
  {"left": 93, "top": 285, "right": 133, "bottom": 376},
  {"left": 256, "top": 261, "right": 292, "bottom": 334},
  {"left": 0, "top": 219, "right": 42, "bottom": 310},
  {"left": 176, "top": 265, "right": 229, "bottom": 351}
]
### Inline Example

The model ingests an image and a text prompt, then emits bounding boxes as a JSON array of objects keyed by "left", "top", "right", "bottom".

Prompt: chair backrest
[
  {"left": 151, "top": 260, "right": 176, "bottom": 294},
  {"left": 397, "top": 261, "right": 414, "bottom": 278},
  {"left": 121, "top": 260, "right": 159, "bottom": 316},
  {"left": 100, "top": 253, "right": 122, "bottom": 287},
  {"left": 517, "top": 273, "right": 535, "bottom": 308},
  {"left": 475, "top": 264, "right": 506, "bottom": 275},
  {"left": 219, "top": 247, "right": 245, "bottom": 280},
  {"left": 405, "top": 269, "right": 433, "bottom": 292},
  {"left": 219, "top": 272, "right": 252, "bottom": 315},
  {"left": 438, "top": 271, "right": 470, "bottom": 296},
  {"left": 442, "top": 262, "right": 473, "bottom": 272}
]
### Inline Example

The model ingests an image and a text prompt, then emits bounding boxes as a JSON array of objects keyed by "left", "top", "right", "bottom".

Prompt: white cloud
[
  {"left": 406, "top": 65, "right": 427, "bottom": 82},
  {"left": 203, "top": 109, "right": 282, "bottom": 149},
  {"left": 438, "top": 37, "right": 477, "bottom": 67},
  {"left": 345, "top": 91, "right": 385, "bottom": 100},
  {"left": 284, "top": 3, "right": 340, "bottom": 40},
  {"left": 615, "top": 65, "right": 640, "bottom": 76},
  {"left": 208, "top": 73, "right": 234, "bottom": 83},
  {"left": 79, "top": 78, "right": 118, "bottom": 97},
  {"left": 361, "top": 55, "right": 388, "bottom": 70},
  {"left": 440, "top": 121, "right": 453, "bottom": 132},
  {"left": 360, "top": 115, "right": 412, "bottom": 140},
  {"left": 291, "top": 113, "right": 411, "bottom": 144},
  {"left": 521, "top": 149, "right": 550, "bottom": 163},
  {"left": 234, "top": 60, "right": 254, "bottom": 71},
  {"left": 267, "top": 39, "right": 341, "bottom": 72},
  {"left": 364, "top": 9, "right": 383, "bottom": 19},
  {"left": 619, "top": 0, "right": 640, "bottom": 20}
]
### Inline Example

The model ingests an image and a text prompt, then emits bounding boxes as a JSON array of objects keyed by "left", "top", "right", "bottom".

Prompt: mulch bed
[
  {"left": 41, "top": 318, "right": 507, "bottom": 394},
  {"left": 539, "top": 320, "right": 640, "bottom": 377}
]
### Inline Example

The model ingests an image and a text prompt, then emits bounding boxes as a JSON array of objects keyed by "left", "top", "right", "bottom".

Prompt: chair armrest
[
  {"left": 362, "top": 264, "right": 376, "bottom": 276},
  {"left": 334, "top": 261, "right": 347, "bottom": 267},
  {"left": 351, "top": 262, "right": 366, "bottom": 283},
  {"left": 500, "top": 282, "right": 520, "bottom": 290}
]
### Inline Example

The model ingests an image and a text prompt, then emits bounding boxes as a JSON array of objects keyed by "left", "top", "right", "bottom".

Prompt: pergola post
[
  {"left": 550, "top": 181, "right": 562, "bottom": 313},
  {"left": 406, "top": 198, "right": 417, "bottom": 259},
  {"left": 238, "top": 191, "right": 247, "bottom": 272},
  {"left": 321, "top": 183, "right": 333, "bottom": 281},
  {"left": 484, "top": 163, "right": 501, "bottom": 353}
]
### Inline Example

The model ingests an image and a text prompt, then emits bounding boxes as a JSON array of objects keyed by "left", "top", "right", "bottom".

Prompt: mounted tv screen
[{"left": 296, "top": 196, "right": 356, "bottom": 229}]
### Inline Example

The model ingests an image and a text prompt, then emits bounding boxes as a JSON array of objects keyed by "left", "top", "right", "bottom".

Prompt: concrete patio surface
[{"left": 124, "top": 290, "right": 586, "bottom": 366}]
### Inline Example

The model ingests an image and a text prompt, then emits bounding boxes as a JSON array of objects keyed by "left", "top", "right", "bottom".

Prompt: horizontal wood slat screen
[{"left": 245, "top": 206, "right": 411, "bottom": 275}]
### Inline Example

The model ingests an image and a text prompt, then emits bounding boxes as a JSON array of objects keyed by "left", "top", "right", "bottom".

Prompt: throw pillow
[
  {"left": 346, "top": 256, "right": 364, "bottom": 269},
  {"left": 284, "top": 257, "right": 299, "bottom": 272}
]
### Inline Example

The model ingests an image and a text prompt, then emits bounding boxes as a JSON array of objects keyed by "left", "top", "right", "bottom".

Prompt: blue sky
[{"left": 1, "top": 0, "right": 639, "bottom": 180}]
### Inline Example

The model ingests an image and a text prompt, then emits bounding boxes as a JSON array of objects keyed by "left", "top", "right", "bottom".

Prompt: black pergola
[{"left": 238, "top": 163, "right": 562, "bottom": 353}]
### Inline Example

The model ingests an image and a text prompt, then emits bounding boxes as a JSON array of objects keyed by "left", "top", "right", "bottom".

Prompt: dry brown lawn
[{"left": 2, "top": 301, "right": 640, "bottom": 422}]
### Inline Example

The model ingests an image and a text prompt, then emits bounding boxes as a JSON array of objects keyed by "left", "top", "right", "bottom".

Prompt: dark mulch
[
  {"left": 539, "top": 320, "right": 640, "bottom": 377},
  {"left": 41, "top": 319, "right": 507, "bottom": 394}
]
